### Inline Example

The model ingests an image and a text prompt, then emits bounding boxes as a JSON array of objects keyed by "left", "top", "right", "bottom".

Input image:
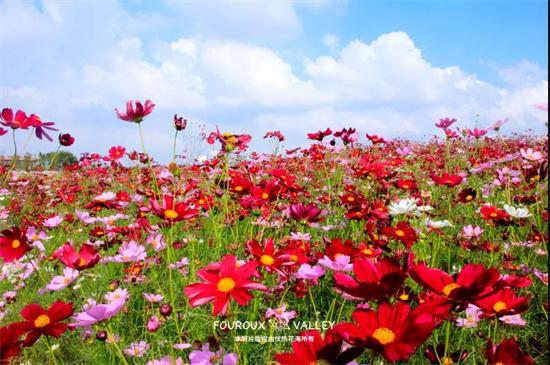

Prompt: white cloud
[{"left": 0, "top": 1, "right": 547, "bottom": 162}]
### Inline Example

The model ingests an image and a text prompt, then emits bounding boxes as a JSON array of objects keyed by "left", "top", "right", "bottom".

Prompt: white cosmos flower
[
  {"left": 388, "top": 198, "right": 418, "bottom": 215},
  {"left": 503, "top": 204, "right": 532, "bottom": 218},
  {"left": 424, "top": 218, "right": 453, "bottom": 228}
]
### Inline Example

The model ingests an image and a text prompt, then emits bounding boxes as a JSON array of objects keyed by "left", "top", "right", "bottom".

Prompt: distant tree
[{"left": 38, "top": 151, "right": 78, "bottom": 170}]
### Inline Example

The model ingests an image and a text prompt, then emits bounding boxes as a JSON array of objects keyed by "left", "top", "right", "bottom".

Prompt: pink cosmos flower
[
  {"left": 105, "top": 288, "right": 129, "bottom": 303},
  {"left": 488, "top": 118, "right": 509, "bottom": 131},
  {"left": 435, "top": 117, "right": 457, "bottom": 129},
  {"left": 266, "top": 304, "right": 297, "bottom": 325},
  {"left": 147, "top": 356, "right": 184, "bottom": 365},
  {"left": 43, "top": 215, "right": 63, "bottom": 228},
  {"left": 466, "top": 128, "right": 488, "bottom": 139},
  {"left": 295, "top": 264, "right": 325, "bottom": 281},
  {"left": 124, "top": 340, "right": 149, "bottom": 357},
  {"left": 72, "top": 299, "right": 126, "bottom": 328},
  {"left": 115, "top": 100, "right": 155, "bottom": 123},
  {"left": 45, "top": 268, "right": 79, "bottom": 291},
  {"left": 456, "top": 304, "right": 483, "bottom": 328},
  {"left": 533, "top": 269, "right": 548, "bottom": 286},
  {"left": 146, "top": 315, "right": 161, "bottom": 332},
  {"left": 499, "top": 314, "right": 526, "bottom": 326},
  {"left": 318, "top": 255, "right": 353, "bottom": 272},
  {"left": 462, "top": 225, "right": 484, "bottom": 239},
  {"left": 143, "top": 293, "right": 164, "bottom": 303},
  {"left": 146, "top": 233, "right": 166, "bottom": 251},
  {"left": 110, "top": 241, "right": 147, "bottom": 263},
  {"left": 520, "top": 148, "right": 543, "bottom": 162},
  {"left": 189, "top": 344, "right": 237, "bottom": 365}
]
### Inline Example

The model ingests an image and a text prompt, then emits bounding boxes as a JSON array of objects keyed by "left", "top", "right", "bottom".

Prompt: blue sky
[{"left": 0, "top": 0, "right": 548, "bottom": 162}]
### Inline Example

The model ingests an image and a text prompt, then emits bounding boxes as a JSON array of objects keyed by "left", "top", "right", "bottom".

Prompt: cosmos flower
[
  {"left": 45, "top": 267, "right": 79, "bottom": 291},
  {"left": 110, "top": 241, "right": 147, "bottom": 263},
  {"left": 388, "top": 198, "right": 418, "bottom": 216},
  {"left": 53, "top": 242, "right": 100, "bottom": 270},
  {"left": 456, "top": 304, "right": 483, "bottom": 328},
  {"left": 150, "top": 194, "right": 199, "bottom": 223},
  {"left": 318, "top": 255, "right": 354, "bottom": 272},
  {"left": 185, "top": 255, "right": 267, "bottom": 316},
  {"left": 335, "top": 301, "right": 438, "bottom": 362},
  {"left": 503, "top": 204, "right": 532, "bottom": 218},
  {"left": 0, "top": 108, "right": 32, "bottom": 129},
  {"left": 0, "top": 227, "right": 30, "bottom": 263},
  {"left": 11, "top": 301, "right": 74, "bottom": 346},
  {"left": 435, "top": 117, "right": 457, "bottom": 129},
  {"left": 115, "top": 100, "right": 155, "bottom": 123},
  {"left": 295, "top": 264, "right": 325, "bottom": 281},
  {"left": 124, "top": 340, "right": 149, "bottom": 357},
  {"left": 275, "top": 329, "right": 361, "bottom": 365},
  {"left": 484, "top": 338, "right": 534, "bottom": 365},
  {"left": 265, "top": 304, "right": 297, "bottom": 325},
  {"left": 189, "top": 343, "right": 237, "bottom": 365}
]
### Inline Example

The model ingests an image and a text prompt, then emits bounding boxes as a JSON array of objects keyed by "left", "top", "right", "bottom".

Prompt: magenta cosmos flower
[{"left": 115, "top": 100, "right": 155, "bottom": 123}]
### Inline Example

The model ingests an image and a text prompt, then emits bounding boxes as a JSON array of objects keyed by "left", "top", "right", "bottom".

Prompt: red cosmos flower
[
  {"left": 334, "top": 127, "right": 357, "bottom": 145},
  {"left": 53, "top": 242, "right": 100, "bottom": 270},
  {"left": 382, "top": 221, "right": 418, "bottom": 248},
  {"left": 430, "top": 173, "right": 463, "bottom": 187},
  {"left": 0, "top": 108, "right": 32, "bottom": 129},
  {"left": 435, "top": 117, "right": 457, "bottom": 129},
  {"left": 410, "top": 262, "right": 500, "bottom": 303},
  {"left": 484, "top": 338, "right": 534, "bottom": 365},
  {"left": 307, "top": 128, "right": 332, "bottom": 141},
  {"left": 0, "top": 324, "right": 25, "bottom": 364},
  {"left": 395, "top": 179, "right": 417, "bottom": 190},
  {"left": 480, "top": 204, "right": 510, "bottom": 221},
  {"left": 184, "top": 255, "right": 267, "bottom": 316},
  {"left": 28, "top": 114, "right": 58, "bottom": 141},
  {"left": 334, "top": 257, "right": 406, "bottom": 301},
  {"left": 424, "top": 344, "right": 468, "bottom": 364},
  {"left": 274, "top": 329, "right": 363, "bottom": 365},
  {"left": 474, "top": 288, "right": 530, "bottom": 318},
  {"left": 229, "top": 173, "right": 253, "bottom": 193},
  {"left": 250, "top": 178, "right": 281, "bottom": 203},
  {"left": 366, "top": 134, "right": 386, "bottom": 144},
  {"left": 288, "top": 202, "right": 323, "bottom": 223},
  {"left": 263, "top": 130, "right": 285, "bottom": 141},
  {"left": 335, "top": 301, "right": 438, "bottom": 362},
  {"left": 115, "top": 99, "right": 155, "bottom": 123},
  {"left": 444, "top": 128, "right": 459, "bottom": 139},
  {"left": 457, "top": 187, "right": 476, "bottom": 203},
  {"left": 173, "top": 114, "right": 187, "bottom": 131},
  {"left": 466, "top": 127, "right": 488, "bottom": 139},
  {"left": 150, "top": 194, "right": 199, "bottom": 222},
  {"left": 207, "top": 128, "right": 252, "bottom": 153},
  {"left": 0, "top": 227, "right": 30, "bottom": 263},
  {"left": 11, "top": 302, "right": 73, "bottom": 347},
  {"left": 246, "top": 238, "right": 286, "bottom": 273},
  {"left": 104, "top": 146, "right": 126, "bottom": 161},
  {"left": 58, "top": 133, "right": 75, "bottom": 146}
]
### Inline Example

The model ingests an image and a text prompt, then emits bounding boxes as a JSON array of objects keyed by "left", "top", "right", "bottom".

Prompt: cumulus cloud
[{"left": 0, "top": 1, "right": 547, "bottom": 161}]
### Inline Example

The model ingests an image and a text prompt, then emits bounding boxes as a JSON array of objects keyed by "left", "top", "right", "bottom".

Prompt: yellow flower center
[
  {"left": 442, "top": 357, "right": 454, "bottom": 365},
  {"left": 372, "top": 327, "right": 395, "bottom": 345},
  {"left": 198, "top": 199, "right": 205, "bottom": 205},
  {"left": 63, "top": 277, "right": 71, "bottom": 284},
  {"left": 260, "top": 255, "right": 274, "bottom": 266},
  {"left": 493, "top": 301, "right": 507, "bottom": 312},
  {"left": 261, "top": 192, "right": 269, "bottom": 200},
  {"left": 334, "top": 253, "right": 343, "bottom": 259},
  {"left": 164, "top": 209, "right": 179, "bottom": 219},
  {"left": 362, "top": 248, "right": 373, "bottom": 255},
  {"left": 395, "top": 229, "right": 405, "bottom": 237},
  {"left": 443, "top": 283, "right": 460, "bottom": 296},
  {"left": 289, "top": 254, "right": 298, "bottom": 262},
  {"left": 217, "top": 277, "right": 236, "bottom": 293},
  {"left": 234, "top": 186, "right": 243, "bottom": 192},
  {"left": 34, "top": 314, "right": 51, "bottom": 328},
  {"left": 495, "top": 362, "right": 504, "bottom": 365},
  {"left": 11, "top": 239, "right": 21, "bottom": 248},
  {"left": 490, "top": 212, "right": 498, "bottom": 218},
  {"left": 399, "top": 294, "right": 409, "bottom": 301},
  {"left": 78, "top": 258, "right": 86, "bottom": 266},
  {"left": 32, "top": 234, "right": 39, "bottom": 241},
  {"left": 347, "top": 196, "right": 355, "bottom": 202},
  {"left": 466, "top": 195, "right": 473, "bottom": 201}
]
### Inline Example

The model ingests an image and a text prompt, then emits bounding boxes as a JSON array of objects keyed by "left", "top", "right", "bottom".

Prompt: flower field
[{"left": 0, "top": 102, "right": 548, "bottom": 364}]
